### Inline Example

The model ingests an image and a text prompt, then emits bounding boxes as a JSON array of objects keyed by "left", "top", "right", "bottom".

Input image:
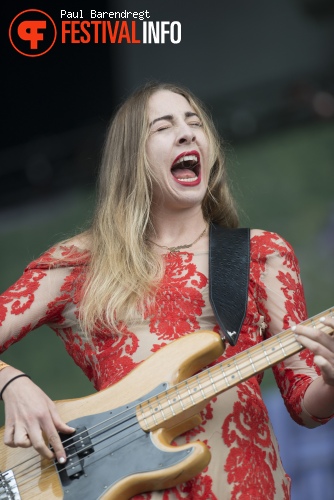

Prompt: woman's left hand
[{"left": 294, "top": 316, "right": 334, "bottom": 386}]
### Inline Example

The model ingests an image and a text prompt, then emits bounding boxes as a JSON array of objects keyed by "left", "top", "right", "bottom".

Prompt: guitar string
[
  {"left": 6, "top": 318, "right": 332, "bottom": 493},
  {"left": 3, "top": 329, "right": 306, "bottom": 493},
  {"left": 15, "top": 422, "right": 146, "bottom": 495},
  {"left": 0, "top": 332, "right": 308, "bottom": 492},
  {"left": 3, "top": 410, "right": 148, "bottom": 490},
  {"left": 5, "top": 316, "right": 331, "bottom": 490},
  {"left": 3, "top": 311, "right": 333, "bottom": 494},
  {"left": 7, "top": 326, "right": 332, "bottom": 496},
  {"left": 7, "top": 261, "right": 296, "bottom": 475}
]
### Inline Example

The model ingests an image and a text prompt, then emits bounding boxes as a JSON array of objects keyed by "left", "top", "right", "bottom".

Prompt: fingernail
[
  {"left": 291, "top": 325, "right": 296, "bottom": 331},
  {"left": 59, "top": 457, "right": 66, "bottom": 464},
  {"left": 320, "top": 317, "right": 326, "bottom": 322}
]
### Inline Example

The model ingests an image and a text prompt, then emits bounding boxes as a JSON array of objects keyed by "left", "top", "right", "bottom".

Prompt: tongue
[{"left": 172, "top": 168, "right": 196, "bottom": 180}]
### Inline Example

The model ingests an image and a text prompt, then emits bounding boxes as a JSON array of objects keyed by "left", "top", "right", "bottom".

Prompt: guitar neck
[{"left": 138, "top": 308, "right": 334, "bottom": 431}]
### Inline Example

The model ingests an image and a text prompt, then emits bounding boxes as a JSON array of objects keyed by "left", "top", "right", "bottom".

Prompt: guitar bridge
[{"left": 0, "top": 469, "right": 21, "bottom": 499}]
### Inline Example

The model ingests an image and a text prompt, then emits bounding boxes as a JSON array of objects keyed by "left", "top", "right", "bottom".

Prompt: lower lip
[{"left": 172, "top": 170, "right": 202, "bottom": 187}]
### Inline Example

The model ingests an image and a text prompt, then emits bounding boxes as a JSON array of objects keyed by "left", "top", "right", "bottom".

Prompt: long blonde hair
[{"left": 79, "top": 82, "right": 239, "bottom": 334}]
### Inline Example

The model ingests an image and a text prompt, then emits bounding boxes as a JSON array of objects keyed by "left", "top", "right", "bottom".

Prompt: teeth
[
  {"left": 174, "top": 154, "right": 198, "bottom": 165},
  {"left": 178, "top": 175, "right": 198, "bottom": 182}
]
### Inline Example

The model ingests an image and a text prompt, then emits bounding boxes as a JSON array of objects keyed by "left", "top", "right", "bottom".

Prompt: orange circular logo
[{"left": 9, "top": 9, "right": 57, "bottom": 57}]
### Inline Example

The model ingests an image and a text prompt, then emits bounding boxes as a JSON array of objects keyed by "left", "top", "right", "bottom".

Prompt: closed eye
[
  {"left": 189, "top": 121, "right": 202, "bottom": 127},
  {"left": 157, "top": 125, "right": 171, "bottom": 131}
]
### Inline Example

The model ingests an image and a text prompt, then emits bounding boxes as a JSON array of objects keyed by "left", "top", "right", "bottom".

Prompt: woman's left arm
[
  {"left": 251, "top": 229, "right": 332, "bottom": 426},
  {"left": 294, "top": 316, "right": 334, "bottom": 418}
]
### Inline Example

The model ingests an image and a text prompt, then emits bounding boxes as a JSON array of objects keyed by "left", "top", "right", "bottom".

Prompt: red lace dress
[{"left": 0, "top": 230, "right": 327, "bottom": 499}]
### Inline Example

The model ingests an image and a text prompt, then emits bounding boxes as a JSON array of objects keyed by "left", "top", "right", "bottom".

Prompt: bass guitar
[{"left": 0, "top": 308, "right": 333, "bottom": 499}]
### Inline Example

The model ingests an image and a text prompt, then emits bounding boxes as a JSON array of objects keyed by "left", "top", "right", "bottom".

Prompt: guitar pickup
[
  {"left": 55, "top": 426, "right": 94, "bottom": 480},
  {"left": 71, "top": 426, "right": 94, "bottom": 458}
]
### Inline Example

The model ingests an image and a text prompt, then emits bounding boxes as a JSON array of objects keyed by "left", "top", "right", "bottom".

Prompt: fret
[
  {"left": 247, "top": 350, "right": 257, "bottom": 373},
  {"left": 233, "top": 358, "right": 242, "bottom": 380},
  {"left": 167, "top": 391, "right": 179, "bottom": 417},
  {"left": 190, "top": 380, "right": 203, "bottom": 403},
  {"left": 155, "top": 395, "right": 166, "bottom": 421},
  {"left": 292, "top": 333, "right": 303, "bottom": 351},
  {"left": 261, "top": 343, "right": 271, "bottom": 367},
  {"left": 175, "top": 385, "right": 185, "bottom": 411},
  {"left": 254, "top": 350, "right": 267, "bottom": 371},
  {"left": 165, "top": 390, "right": 176, "bottom": 417},
  {"left": 221, "top": 360, "right": 236, "bottom": 384},
  {"left": 277, "top": 334, "right": 287, "bottom": 357},
  {"left": 185, "top": 380, "right": 195, "bottom": 405},
  {"left": 219, "top": 363, "right": 230, "bottom": 388},
  {"left": 268, "top": 339, "right": 278, "bottom": 356},
  {"left": 170, "top": 393, "right": 180, "bottom": 415},
  {"left": 137, "top": 307, "right": 334, "bottom": 432},
  {"left": 138, "top": 402, "right": 150, "bottom": 429},
  {"left": 197, "top": 373, "right": 207, "bottom": 400},
  {"left": 149, "top": 400, "right": 159, "bottom": 426},
  {"left": 207, "top": 367, "right": 218, "bottom": 393}
]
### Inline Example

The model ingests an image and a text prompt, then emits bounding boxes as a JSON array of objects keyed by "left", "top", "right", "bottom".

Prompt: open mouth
[{"left": 171, "top": 151, "right": 201, "bottom": 185}]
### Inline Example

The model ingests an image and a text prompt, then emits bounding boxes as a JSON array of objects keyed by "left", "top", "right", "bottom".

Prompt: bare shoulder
[
  {"left": 250, "top": 228, "right": 266, "bottom": 238},
  {"left": 249, "top": 228, "right": 280, "bottom": 240},
  {"left": 250, "top": 228, "right": 285, "bottom": 242},
  {"left": 40, "top": 231, "right": 92, "bottom": 266},
  {"left": 249, "top": 229, "right": 296, "bottom": 258},
  {"left": 63, "top": 231, "right": 92, "bottom": 251}
]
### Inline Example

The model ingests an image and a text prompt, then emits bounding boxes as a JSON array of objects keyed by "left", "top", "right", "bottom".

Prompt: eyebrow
[{"left": 149, "top": 111, "right": 200, "bottom": 127}]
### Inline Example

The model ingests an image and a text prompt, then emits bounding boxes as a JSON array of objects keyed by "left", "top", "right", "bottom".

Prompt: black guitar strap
[{"left": 209, "top": 224, "right": 250, "bottom": 346}]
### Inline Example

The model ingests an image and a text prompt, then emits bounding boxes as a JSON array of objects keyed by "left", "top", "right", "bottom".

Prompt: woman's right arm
[
  {"left": 0, "top": 365, "right": 74, "bottom": 462},
  {"left": 0, "top": 264, "right": 76, "bottom": 462}
]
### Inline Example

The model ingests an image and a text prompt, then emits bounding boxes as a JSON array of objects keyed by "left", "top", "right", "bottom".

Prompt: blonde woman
[{"left": 0, "top": 82, "right": 334, "bottom": 500}]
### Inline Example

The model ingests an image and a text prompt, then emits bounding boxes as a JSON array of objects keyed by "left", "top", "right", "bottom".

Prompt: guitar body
[
  {"left": 1, "top": 308, "right": 333, "bottom": 499},
  {"left": 0, "top": 330, "right": 224, "bottom": 500}
]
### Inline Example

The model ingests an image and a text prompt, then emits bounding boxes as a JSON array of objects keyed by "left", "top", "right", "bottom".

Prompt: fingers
[
  {"left": 4, "top": 421, "right": 51, "bottom": 458},
  {"left": 49, "top": 404, "right": 76, "bottom": 435},
  {"left": 3, "top": 424, "right": 19, "bottom": 447},
  {"left": 322, "top": 316, "right": 334, "bottom": 331},
  {"left": 4, "top": 420, "right": 64, "bottom": 461},
  {"left": 44, "top": 430, "right": 66, "bottom": 462},
  {"left": 293, "top": 315, "right": 334, "bottom": 384},
  {"left": 4, "top": 404, "right": 75, "bottom": 462},
  {"left": 1, "top": 376, "right": 77, "bottom": 462},
  {"left": 48, "top": 405, "right": 76, "bottom": 462},
  {"left": 43, "top": 416, "right": 75, "bottom": 463},
  {"left": 293, "top": 315, "right": 334, "bottom": 348}
]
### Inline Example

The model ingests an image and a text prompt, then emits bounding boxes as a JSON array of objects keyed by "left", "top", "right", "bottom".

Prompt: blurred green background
[
  {"left": 1, "top": 118, "right": 333, "bottom": 426},
  {"left": 2, "top": 3, "right": 334, "bottom": 498}
]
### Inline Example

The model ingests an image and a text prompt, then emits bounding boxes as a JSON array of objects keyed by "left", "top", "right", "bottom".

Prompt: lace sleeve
[
  {"left": 0, "top": 265, "right": 72, "bottom": 352},
  {"left": 251, "top": 229, "right": 325, "bottom": 427},
  {"left": 0, "top": 243, "right": 88, "bottom": 353}
]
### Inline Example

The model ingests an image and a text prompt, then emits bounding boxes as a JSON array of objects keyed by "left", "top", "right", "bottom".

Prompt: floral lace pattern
[{"left": 0, "top": 230, "right": 326, "bottom": 499}]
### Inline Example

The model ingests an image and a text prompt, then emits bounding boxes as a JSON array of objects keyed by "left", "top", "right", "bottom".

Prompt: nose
[{"left": 177, "top": 123, "right": 196, "bottom": 144}]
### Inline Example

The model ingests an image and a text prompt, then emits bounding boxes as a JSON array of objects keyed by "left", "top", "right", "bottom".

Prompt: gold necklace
[{"left": 148, "top": 225, "right": 208, "bottom": 253}]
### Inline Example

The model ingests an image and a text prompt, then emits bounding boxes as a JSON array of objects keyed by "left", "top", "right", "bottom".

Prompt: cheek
[
  {"left": 202, "top": 140, "right": 215, "bottom": 173},
  {"left": 146, "top": 141, "right": 154, "bottom": 166},
  {"left": 146, "top": 138, "right": 160, "bottom": 165},
  {"left": 147, "top": 140, "right": 169, "bottom": 172}
]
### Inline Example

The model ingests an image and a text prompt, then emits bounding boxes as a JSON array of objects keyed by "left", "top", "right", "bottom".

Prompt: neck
[{"left": 149, "top": 207, "right": 208, "bottom": 253}]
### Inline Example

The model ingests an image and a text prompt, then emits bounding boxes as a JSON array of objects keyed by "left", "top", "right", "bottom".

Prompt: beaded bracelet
[{"left": 0, "top": 374, "right": 31, "bottom": 400}]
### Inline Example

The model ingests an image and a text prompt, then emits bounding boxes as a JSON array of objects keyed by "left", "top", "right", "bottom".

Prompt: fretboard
[{"left": 138, "top": 308, "right": 333, "bottom": 431}]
